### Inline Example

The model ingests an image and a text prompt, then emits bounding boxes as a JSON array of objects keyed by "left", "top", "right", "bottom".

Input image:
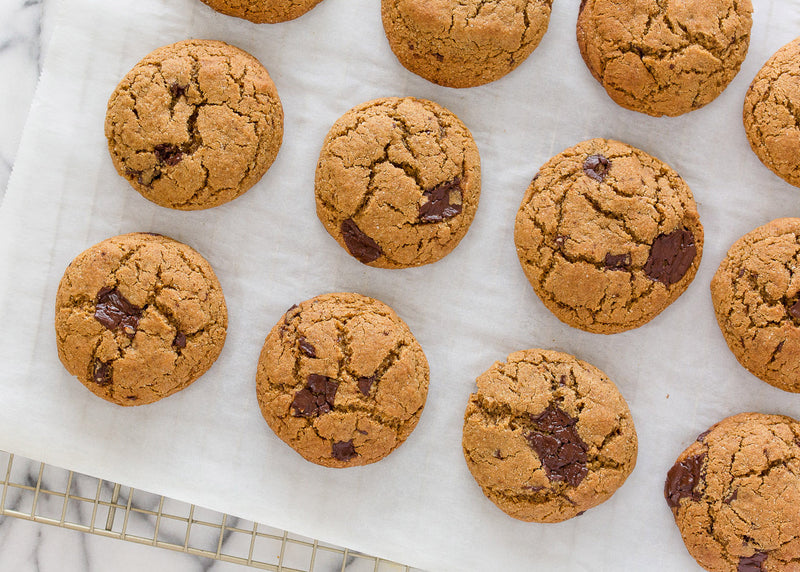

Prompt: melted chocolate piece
[
  {"left": 153, "top": 143, "right": 183, "bottom": 166},
  {"left": 787, "top": 300, "right": 800, "bottom": 321},
  {"left": 664, "top": 452, "right": 706, "bottom": 508},
  {"left": 169, "top": 82, "right": 187, "bottom": 98},
  {"left": 419, "top": 179, "right": 463, "bottom": 223},
  {"left": 357, "top": 374, "right": 377, "bottom": 396},
  {"left": 331, "top": 440, "right": 357, "bottom": 461},
  {"left": 738, "top": 552, "right": 768, "bottom": 572},
  {"left": 92, "top": 360, "right": 112, "bottom": 386},
  {"left": 298, "top": 337, "right": 316, "bottom": 358},
  {"left": 340, "top": 219, "right": 382, "bottom": 264},
  {"left": 696, "top": 429, "right": 711, "bottom": 442},
  {"left": 643, "top": 228, "right": 697, "bottom": 286},
  {"left": 583, "top": 154, "right": 611, "bottom": 182},
  {"left": 604, "top": 253, "right": 630, "bottom": 271},
  {"left": 94, "top": 287, "right": 142, "bottom": 337},
  {"left": 172, "top": 332, "right": 187, "bottom": 349},
  {"left": 724, "top": 489, "right": 738, "bottom": 504},
  {"left": 291, "top": 374, "right": 339, "bottom": 417},
  {"left": 524, "top": 404, "right": 588, "bottom": 487}
]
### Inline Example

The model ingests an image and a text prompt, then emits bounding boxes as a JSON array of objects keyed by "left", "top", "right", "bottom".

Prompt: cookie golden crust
[
  {"left": 198, "top": 0, "right": 325, "bottom": 23},
  {"left": 381, "top": 0, "right": 553, "bottom": 88},
  {"left": 256, "top": 293, "right": 429, "bottom": 468},
  {"left": 743, "top": 37, "right": 800, "bottom": 188},
  {"left": 577, "top": 0, "right": 753, "bottom": 117},
  {"left": 315, "top": 97, "right": 481, "bottom": 269},
  {"left": 462, "top": 349, "right": 637, "bottom": 523},
  {"left": 710, "top": 218, "right": 800, "bottom": 393},
  {"left": 105, "top": 39, "right": 283, "bottom": 210},
  {"left": 514, "top": 138, "right": 703, "bottom": 334},
  {"left": 55, "top": 233, "right": 228, "bottom": 406},
  {"left": 665, "top": 413, "right": 800, "bottom": 572}
]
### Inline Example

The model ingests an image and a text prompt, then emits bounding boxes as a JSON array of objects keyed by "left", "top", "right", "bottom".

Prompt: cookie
[
  {"left": 105, "top": 39, "right": 283, "bottom": 210},
  {"left": 55, "top": 233, "right": 228, "bottom": 406},
  {"left": 255, "top": 293, "right": 429, "bottom": 467},
  {"left": 462, "top": 349, "right": 637, "bottom": 523},
  {"left": 743, "top": 37, "right": 800, "bottom": 188},
  {"left": 315, "top": 97, "right": 481, "bottom": 268},
  {"left": 665, "top": 413, "right": 800, "bottom": 572},
  {"left": 514, "top": 138, "right": 703, "bottom": 334},
  {"left": 197, "top": 0, "right": 325, "bottom": 23},
  {"left": 710, "top": 218, "right": 800, "bottom": 393},
  {"left": 577, "top": 0, "right": 753, "bottom": 117},
  {"left": 381, "top": 0, "right": 552, "bottom": 88}
]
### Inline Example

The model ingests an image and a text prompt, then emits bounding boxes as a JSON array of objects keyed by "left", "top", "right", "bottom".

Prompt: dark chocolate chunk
[
  {"left": 583, "top": 154, "right": 611, "bottom": 182},
  {"left": 643, "top": 228, "right": 697, "bottom": 286},
  {"left": 696, "top": 429, "right": 711, "bottom": 442},
  {"left": 524, "top": 404, "right": 588, "bottom": 487},
  {"left": 419, "top": 178, "right": 463, "bottom": 223},
  {"left": 169, "top": 82, "right": 187, "bottom": 98},
  {"left": 291, "top": 374, "right": 339, "bottom": 417},
  {"left": 604, "top": 253, "right": 631, "bottom": 271},
  {"left": 738, "top": 552, "right": 768, "bottom": 572},
  {"left": 787, "top": 300, "right": 800, "bottom": 321},
  {"left": 298, "top": 337, "right": 316, "bottom": 358},
  {"left": 724, "top": 489, "right": 738, "bottom": 504},
  {"left": 92, "top": 360, "right": 112, "bottom": 386},
  {"left": 94, "top": 287, "right": 142, "bottom": 337},
  {"left": 331, "top": 440, "right": 357, "bottom": 461},
  {"left": 153, "top": 143, "right": 183, "bottom": 166},
  {"left": 357, "top": 374, "right": 377, "bottom": 396},
  {"left": 664, "top": 452, "right": 706, "bottom": 508},
  {"left": 340, "top": 219, "right": 382, "bottom": 264},
  {"left": 172, "top": 332, "right": 187, "bottom": 349}
]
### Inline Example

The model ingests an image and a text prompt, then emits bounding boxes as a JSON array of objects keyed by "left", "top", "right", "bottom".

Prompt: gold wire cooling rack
[{"left": 0, "top": 450, "right": 418, "bottom": 571}]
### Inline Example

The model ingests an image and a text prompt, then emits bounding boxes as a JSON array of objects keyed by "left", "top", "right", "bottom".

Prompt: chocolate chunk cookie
[
  {"left": 462, "top": 349, "right": 637, "bottom": 522},
  {"left": 743, "top": 37, "right": 800, "bottom": 188},
  {"left": 381, "top": 0, "right": 552, "bottom": 88},
  {"left": 514, "top": 138, "right": 703, "bottom": 334},
  {"left": 256, "top": 293, "right": 429, "bottom": 467},
  {"left": 665, "top": 413, "right": 800, "bottom": 571},
  {"left": 315, "top": 97, "right": 480, "bottom": 268},
  {"left": 55, "top": 233, "right": 228, "bottom": 406},
  {"left": 105, "top": 39, "right": 283, "bottom": 210},
  {"left": 197, "top": 0, "right": 325, "bottom": 23},
  {"left": 710, "top": 218, "right": 800, "bottom": 393},
  {"left": 577, "top": 0, "right": 753, "bottom": 117}
]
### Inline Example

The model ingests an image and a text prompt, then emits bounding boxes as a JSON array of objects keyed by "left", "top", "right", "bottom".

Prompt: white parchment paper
[{"left": 2, "top": 0, "right": 800, "bottom": 569}]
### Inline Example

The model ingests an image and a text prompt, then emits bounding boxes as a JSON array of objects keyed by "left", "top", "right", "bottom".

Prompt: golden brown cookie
[
  {"left": 197, "top": 0, "right": 325, "bottom": 23},
  {"left": 514, "top": 138, "right": 703, "bottom": 334},
  {"left": 462, "top": 349, "right": 637, "bottom": 523},
  {"left": 255, "top": 293, "right": 429, "bottom": 468},
  {"left": 577, "top": 0, "right": 753, "bottom": 117},
  {"left": 381, "top": 0, "right": 553, "bottom": 88},
  {"left": 55, "top": 233, "right": 228, "bottom": 406},
  {"left": 665, "top": 413, "right": 800, "bottom": 572},
  {"left": 743, "top": 37, "right": 800, "bottom": 188},
  {"left": 105, "top": 39, "right": 283, "bottom": 210},
  {"left": 710, "top": 218, "right": 800, "bottom": 393},
  {"left": 315, "top": 97, "right": 481, "bottom": 268}
]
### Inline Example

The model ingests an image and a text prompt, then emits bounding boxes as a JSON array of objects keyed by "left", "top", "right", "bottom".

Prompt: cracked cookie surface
[
  {"left": 665, "top": 413, "right": 800, "bottom": 572},
  {"left": 55, "top": 233, "right": 228, "bottom": 406},
  {"left": 514, "top": 138, "right": 703, "bottom": 334},
  {"left": 256, "top": 293, "right": 429, "bottom": 467},
  {"left": 743, "top": 38, "right": 800, "bottom": 189},
  {"left": 105, "top": 39, "right": 283, "bottom": 210},
  {"left": 315, "top": 97, "right": 480, "bottom": 269},
  {"left": 462, "top": 349, "right": 637, "bottom": 522},
  {"left": 711, "top": 218, "right": 800, "bottom": 393},
  {"left": 381, "top": 0, "right": 552, "bottom": 88},
  {"left": 577, "top": 0, "right": 753, "bottom": 117},
  {"left": 198, "top": 0, "right": 325, "bottom": 23}
]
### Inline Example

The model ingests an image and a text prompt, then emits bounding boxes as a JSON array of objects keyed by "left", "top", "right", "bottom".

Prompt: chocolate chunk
[
  {"left": 643, "top": 228, "right": 697, "bottom": 286},
  {"left": 92, "top": 360, "right": 112, "bottom": 386},
  {"left": 169, "top": 82, "right": 187, "bottom": 98},
  {"left": 738, "top": 552, "right": 768, "bottom": 572},
  {"left": 419, "top": 179, "right": 463, "bottom": 223},
  {"left": 172, "top": 332, "right": 187, "bottom": 349},
  {"left": 94, "top": 287, "right": 142, "bottom": 337},
  {"left": 776, "top": 340, "right": 785, "bottom": 354},
  {"left": 696, "top": 429, "right": 711, "bottom": 442},
  {"left": 298, "top": 337, "right": 316, "bottom": 358},
  {"left": 787, "top": 300, "right": 800, "bottom": 321},
  {"left": 340, "top": 219, "right": 382, "bottom": 264},
  {"left": 604, "top": 253, "right": 630, "bottom": 271},
  {"left": 153, "top": 143, "right": 183, "bottom": 166},
  {"left": 331, "top": 440, "right": 357, "bottom": 461},
  {"left": 583, "top": 154, "right": 611, "bottom": 182},
  {"left": 291, "top": 374, "right": 339, "bottom": 417},
  {"left": 357, "top": 374, "right": 377, "bottom": 396},
  {"left": 524, "top": 404, "right": 588, "bottom": 487},
  {"left": 664, "top": 452, "right": 706, "bottom": 508},
  {"left": 724, "top": 489, "right": 738, "bottom": 504}
]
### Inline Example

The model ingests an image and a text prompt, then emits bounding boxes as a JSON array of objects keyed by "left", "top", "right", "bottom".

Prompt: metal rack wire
[{"left": 0, "top": 450, "right": 418, "bottom": 571}]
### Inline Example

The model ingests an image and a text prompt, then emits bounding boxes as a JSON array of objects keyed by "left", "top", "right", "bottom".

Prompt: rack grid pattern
[{"left": 0, "top": 451, "right": 418, "bottom": 571}]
